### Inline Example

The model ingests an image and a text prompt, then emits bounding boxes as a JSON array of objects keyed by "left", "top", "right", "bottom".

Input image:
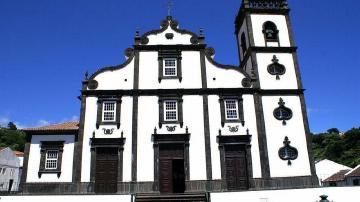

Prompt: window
[
  {"left": 267, "top": 55, "right": 286, "bottom": 80},
  {"left": 240, "top": 33, "right": 247, "bottom": 56},
  {"left": 163, "top": 58, "right": 177, "bottom": 76},
  {"left": 45, "top": 150, "right": 59, "bottom": 169},
  {"left": 262, "top": 21, "right": 279, "bottom": 46},
  {"left": 38, "top": 141, "right": 64, "bottom": 178},
  {"left": 273, "top": 98, "right": 293, "bottom": 125},
  {"left": 219, "top": 96, "right": 245, "bottom": 127},
  {"left": 225, "top": 100, "right": 238, "bottom": 120},
  {"left": 164, "top": 100, "right": 178, "bottom": 121},
  {"left": 278, "top": 136, "right": 298, "bottom": 166},
  {"left": 1, "top": 168, "right": 5, "bottom": 175},
  {"left": 103, "top": 101, "right": 116, "bottom": 122},
  {"left": 158, "top": 96, "right": 183, "bottom": 128}
]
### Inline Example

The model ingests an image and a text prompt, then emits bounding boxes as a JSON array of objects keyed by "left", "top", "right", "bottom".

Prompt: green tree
[
  {"left": 0, "top": 128, "right": 26, "bottom": 151},
  {"left": 7, "top": 122, "right": 17, "bottom": 130}
]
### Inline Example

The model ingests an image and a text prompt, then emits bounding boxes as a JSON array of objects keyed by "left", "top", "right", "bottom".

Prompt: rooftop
[{"left": 22, "top": 121, "right": 79, "bottom": 134}]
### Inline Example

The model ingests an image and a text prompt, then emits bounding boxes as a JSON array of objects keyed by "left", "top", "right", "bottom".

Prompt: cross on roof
[{"left": 167, "top": 0, "right": 174, "bottom": 16}]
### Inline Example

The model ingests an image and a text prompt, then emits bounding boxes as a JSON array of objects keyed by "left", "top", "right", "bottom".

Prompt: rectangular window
[
  {"left": 2, "top": 168, "right": 6, "bottom": 175},
  {"left": 164, "top": 100, "right": 178, "bottom": 121},
  {"left": 225, "top": 100, "right": 238, "bottom": 120},
  {"left": 45, "top": 150, "right": 59, "bottom": 169},
  {"left": 103, "top": 101, "right": 116, "bottom": 122},
  {"left": 163, "top": 58, "right": 177, "bottom": 76}
]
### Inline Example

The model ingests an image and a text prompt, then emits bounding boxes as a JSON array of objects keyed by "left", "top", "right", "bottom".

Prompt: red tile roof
[
  {"left": 323, "top": 169, "right": 351, "bottom": 182},
  {"left": 14, "top": 150, "right": 24, "bottom": 157},
  {"left": 23, "top": 121, "right": 79, "bottom": 134},
  {"left": 346, "top": 165, "right": 360, "bottom": 177}
]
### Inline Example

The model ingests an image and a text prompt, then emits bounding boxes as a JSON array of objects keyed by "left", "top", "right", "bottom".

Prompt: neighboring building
[
  {"left": 315, "top": 159, "right": 352, "bottom": 186},
  {"left": 20, "top": 0, "right": 319, "bottom": 199},
  {"left": 322, "top": 165, "right": 360, "bottom": 187},
  {"left": 0, "top": 147, "right": 22, "bottom": 192}
]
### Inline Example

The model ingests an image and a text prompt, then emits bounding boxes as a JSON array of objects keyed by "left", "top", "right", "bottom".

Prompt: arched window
[
  {"left": 240, "top": 33, "right": 247, "bottom": 56},
  {"left": 262, "top": 21, "right": 279, "bottom": 45}
]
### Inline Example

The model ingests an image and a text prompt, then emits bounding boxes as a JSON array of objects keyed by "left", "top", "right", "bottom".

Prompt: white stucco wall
[
  {"left": 251, "top": 14, "right": 291, "bottom": 47},
  {"left": 93, "top": 60, "right": 134, "bottom": 90},
  {"left": 262, "top": 96, "right": 311, "bottom": 177},
  {"left": 147, "top": 26, "right": 192, "bottom": 45},
  {"left": 206, "top": 60, "right": 246, "bottom": 89},
  {"left": 138, "top": 51, "right": 202, "bottom": 89},
  {"left": 27, "top": 135, "right": 75, "bottom": 182},
  {"left": 256, "top": 53, "right": 298, "bottom": 89}
]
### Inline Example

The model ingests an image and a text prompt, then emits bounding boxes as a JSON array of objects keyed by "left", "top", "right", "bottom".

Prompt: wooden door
[
  {"left": 159, "top": 144, "right": 185, "bottom": 193},
  {"left": 225, "top": 145, "right": 248, "bottom": 190},
  {"left": 95, "top": 147, "right": 118, "bottom": 193}
]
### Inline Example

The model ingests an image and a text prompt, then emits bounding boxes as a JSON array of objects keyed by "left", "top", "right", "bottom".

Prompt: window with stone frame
[
  {"left": 96, "top": 97, "right": 122, "bottom": 129},
  {"left": 158, "top": 50, "right": 182, "bottom": 82},
  {"left": 158, "top": 96, "right": 183, "bottom": 128},
  {"left": 219, "top": 96, "right": 245, "bottom": 127},
  {"left": 38, "top": 141, "right": 64, "bottom": 178}
]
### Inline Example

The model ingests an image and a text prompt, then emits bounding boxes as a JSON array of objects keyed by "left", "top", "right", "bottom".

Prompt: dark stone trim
[
  {"left": 299, "top": 93, "right": 317, "bottom": 177},
  {"left": 292, "top": 52, "right": 304, "bottom": 89},
  {"left": 19, "top": 141, "right": 31, "bottom": 192},
  {"left": 202, "top": 95, "right": 212, "bottom": 180},
  {"left": 158, "top": 96, "right": 184, "bottom": 128},
  {"left": 38, "top": 141, "right": 65, "bottom": 178},
  {"left": 73, "top": 93, "right": 87, "bottom": 183},
  {"left": 253, "top": 93, "right": 270, "bottom": 179},
  {"left": 204, "top": 48, "right": 251, "bottom": 79},
  {"left": 90, "top": 138, "right": 126, "bottom": 145},
  {"left": 285, "top": 14, "right": 296, "bottom": 47},
  {"left": 89, "top": 48, "right": 134, "bottom": 80},
  {"left": 134, "top": 44, "right": 206, "bottom": 51},
  {"left": 219, "top": 95, "right": 245, "bottom": 127},
  {"left": 131, "top": 50, "right": 140, "bottom": 183},
  {"left": 217, "top": 135, "right": 252, "bottom": 144},
  {"left": 158, "top": 50, "right": 182, "bottom": 82},
  {"left": 90, "top": 147, "right": 96, "bottom": 183},
  {"left": 83, "top": 88, "right": 305, "bottom": 97},
  {"left": 200, "top": 50, "right": 212, "bottom": 181}
]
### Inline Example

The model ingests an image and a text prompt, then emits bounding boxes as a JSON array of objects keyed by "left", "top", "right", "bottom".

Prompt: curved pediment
[{"left": 136, "top": 16, "right": 203, "bottom": 46}]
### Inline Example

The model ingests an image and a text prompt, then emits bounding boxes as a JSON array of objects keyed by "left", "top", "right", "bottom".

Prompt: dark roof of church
[
  {"left": 23, "top": 121, "right": 79, "bottom": 134},
  {"left": 322, "top": 169, "right": 351, "bottom": 182}
]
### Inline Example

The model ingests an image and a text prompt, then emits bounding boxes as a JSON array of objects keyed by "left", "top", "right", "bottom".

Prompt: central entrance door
[
  {"left": 225, "top": 145, "right": 248, "bottom": 190},
  {"left": 159, "top": 144, "right": 185, "bottom": 193},
  {"left": 95, "top": 147, "right": 118, "bottom": 193}
]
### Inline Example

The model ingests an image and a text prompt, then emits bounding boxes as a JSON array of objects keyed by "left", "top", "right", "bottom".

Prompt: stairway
[{"left": 135, "top": 193, "right": 208, "bottom": 202}]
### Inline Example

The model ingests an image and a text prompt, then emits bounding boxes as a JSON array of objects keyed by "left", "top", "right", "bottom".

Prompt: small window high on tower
[{"left": 262, "top": 21, "right": 279, "bottom": 46}]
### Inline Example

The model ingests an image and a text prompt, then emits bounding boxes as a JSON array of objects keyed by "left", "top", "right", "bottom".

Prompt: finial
[
  {"left": 121, "top": 131, "right": 124, "bottom": 138},
  {"left": 92, "top": 131, "right": 95, "bottom": 138},
  {"left": 154, "top": 127, "right": 157, "bottom": 134},
  {"left": 185, "top": 126, "right": 188, "bottom": 134},
  {"left": 218, "top": 129, "right": 222, "bottom": 136},
  {"left": 84, "top": 70, "right": 88, "bottom": 80},
  {"left": 166, "top": 0, "right": 174, "bottom": 16},
  {"left": 246, "top": 128, "right": 250, "bottom": 135},
  {"left": 199, "top": 28, "right": 204, "bottom": 37},
  {"left": 135, "top": 28, "right": 140, "bottom": 37}
]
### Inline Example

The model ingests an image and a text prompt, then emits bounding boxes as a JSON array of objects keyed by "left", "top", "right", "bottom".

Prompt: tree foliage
[
  {"left": 0, "top": 122, "right": 26, "bottom": 151},
  {"left": 312, "top": 127, "right": 360, "bottom": 168}
]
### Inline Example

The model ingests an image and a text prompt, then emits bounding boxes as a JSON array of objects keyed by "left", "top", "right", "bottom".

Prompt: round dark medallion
[
  {"left": 165, "top": 33, "right": 174, "bottom": 40},
  {"left": 124, "top": 48, "right": 134, "bottom": 58},
  {"left": 88, "top": 79, "right": 98, "bottom": 90},
  {"left": 205, "top": 47, "right": 215, "bottom": 56},
  {"left": 242, "top": 78, "right": 252, "bottom": 88},
  {"left": 141, "top": 36, "right": 149, "bottom": 45},
  {"left": 190, "top": 36, "right": 199, "bottom": 44}
]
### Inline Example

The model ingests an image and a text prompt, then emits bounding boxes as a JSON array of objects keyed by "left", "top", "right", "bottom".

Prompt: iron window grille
[
  {"left": 225, "top": 100, "right": 239, "bottom": 120},
  {"left": 45, "top": 150, "right": 59, "bottom": 169},
  {"left": 164, "top": 100, "right": 178, "bottom": 121}
]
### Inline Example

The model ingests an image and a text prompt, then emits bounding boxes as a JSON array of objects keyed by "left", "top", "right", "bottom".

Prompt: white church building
[{"left": 20, "top": 0, "right": 319, "bottom": 199}]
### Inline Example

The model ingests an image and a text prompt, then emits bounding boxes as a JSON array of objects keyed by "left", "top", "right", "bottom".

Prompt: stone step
[{"left": 135, "top": 193, "right": 208, "bottom": 202}]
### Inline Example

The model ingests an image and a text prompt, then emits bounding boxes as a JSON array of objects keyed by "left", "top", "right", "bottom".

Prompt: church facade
[{"left": 20, "top": 0, "right": 318, "bottom": 196}]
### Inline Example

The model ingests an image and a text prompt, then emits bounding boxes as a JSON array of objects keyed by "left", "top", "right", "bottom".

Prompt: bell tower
[{"left": 235, "top": 0, "right": 318, "bottom": 186}]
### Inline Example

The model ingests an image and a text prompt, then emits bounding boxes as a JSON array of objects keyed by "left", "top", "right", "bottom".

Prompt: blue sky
[{"left": 0, "top": 0, "right": 359, "bottom": 132}]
